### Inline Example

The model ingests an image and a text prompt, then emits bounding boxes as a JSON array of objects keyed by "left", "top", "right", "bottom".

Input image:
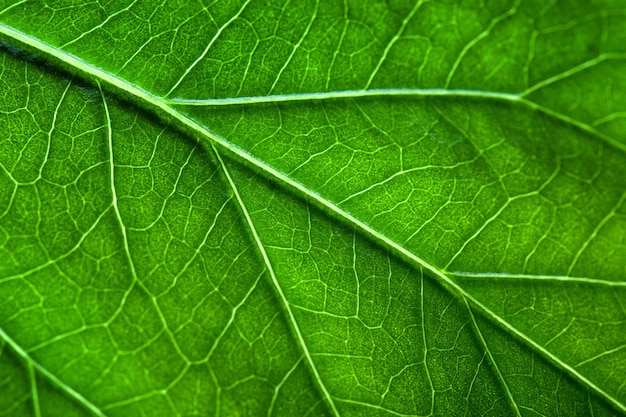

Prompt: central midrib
[{"left": 1, "top": 22, "right": 625, "bottom": 415}]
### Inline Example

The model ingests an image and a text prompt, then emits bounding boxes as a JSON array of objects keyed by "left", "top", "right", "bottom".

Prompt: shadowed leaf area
[{"left": 1, "top": 1, "right": 626, "bottom": 416}]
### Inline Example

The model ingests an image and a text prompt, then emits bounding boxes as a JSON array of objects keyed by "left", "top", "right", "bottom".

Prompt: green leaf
[{"left": 1, "top": 1, "right": 625, "bottom": 416}]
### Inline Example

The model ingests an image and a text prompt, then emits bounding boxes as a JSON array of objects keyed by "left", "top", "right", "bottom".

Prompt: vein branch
[
  {"left": 164, "top": 0, "right": 252, "bottom": 97},
  {"left": 0, "top": 326, "right": 108, "bottom": 417},
  {"left": 212, "top": 146, "right": 341, "bottom": 417},
  {"left": 364, "top": 0, "right": 424, "bottom": 90},
  {"left": 165, "top": 88, "right": 522, "bottom": 106},
  {"left": 464, "top": 299, "right": 522, "bottom": 417},
  {"left": 450, "top": 272, "right": 626, "bottom": 287},
  {"left": 99, "top": 84, "right": 189, "bottom": 364},
  {"left": 28, "top": 362, "right": 41, "bottom": 417}
]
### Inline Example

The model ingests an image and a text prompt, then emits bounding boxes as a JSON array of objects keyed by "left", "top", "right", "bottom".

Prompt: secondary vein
[
  {"left": 212, "top": 146, "right": 341, "bottom": 417},
  {"left": 0, "top": 326, "right": 108, "bottom": 417}
]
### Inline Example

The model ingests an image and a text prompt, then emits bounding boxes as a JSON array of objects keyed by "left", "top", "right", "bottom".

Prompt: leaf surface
[{"left": 1, "top": 1, "right": 625, "bottom": 416}]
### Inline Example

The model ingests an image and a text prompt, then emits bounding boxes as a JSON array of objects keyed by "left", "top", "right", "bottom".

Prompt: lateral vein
[
  {"left": 212, "top": 146, "right": 341, "bottom": 417},
  {"left": 0, "top": 326, "right": 108, "bottom": 417}
]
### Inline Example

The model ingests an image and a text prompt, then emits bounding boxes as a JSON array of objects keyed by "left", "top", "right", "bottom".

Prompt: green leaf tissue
[{"left": 1, "top": 1, "right": 625, "bottom": 416}]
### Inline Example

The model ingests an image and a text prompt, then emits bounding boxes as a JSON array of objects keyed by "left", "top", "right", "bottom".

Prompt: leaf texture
[{"left": 0, "top": 1, "right": 625, "bottom": 416}]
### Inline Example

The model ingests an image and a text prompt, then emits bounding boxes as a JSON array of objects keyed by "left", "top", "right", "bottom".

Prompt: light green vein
[
  {"left": 450, "top": 272, "right": 626, "bottom": 287},
  {"left": 37, "top": 79, "right": 72, "bottom": 181},
  {"left": 0, "top": 326, "right": 108, "bottom": 417},
  {"left": 576, "top": 344, "right": 626, "bottom": 368},
  {"left": 364, "top": 0, "right": 424, "bottom": 90},
  {"left": 212, "top": 145, "right": 341, "bottom": 417},
  {"left": 522, "top": 53, "right": 626, "bottom": 97},
  {"left": 99, "top": 82, "right": 190, "bottom": 366},
  {"left": 464, "top": 298, "right": 522, "bottom": 417},
  {"left": 164, "top": 0, "right": 252, "bottom": 97},
  {"left": 268, "top": 0, "right": 319, "bottom": 95},
  {"left": 567, "top": 188, "right": 626, "bottom": 276},
  {"left": 593, "top": 111, "right": 626, "bottom": 127},
  {"left": 60, "top": 0, "right": 139, "bottom": 49},
  {"left": 0, "top": 0, "right": 27, "bottom": 17},
  {"left": 165, "top": 88, "right": 522, "bottom": 106},
  {"left": 4, "top": 19, "right": 621, "bottom": 155},
  {"left": 1, "top": 23, "right": 624, "bottom": 414},
  {"left": 165, "top": 89, "right": 626, "bottom": 154},
  {"left": 333, "top": 397, "right": 415, "bottom": 417},
  {"left": 444, "top": 0, "right": 520, "bottom": 88},
  {"left": 419, "top": 272, "right": 435, "bottom": 416},
  {"left": 268, "top": 357, "right": 304, "bottom": 417},
  {"left": 203, "top": 268, "right": 266, "bottom": 363},
  {"left": 28, "top": 362, "right": 41, "bottom": 417}
]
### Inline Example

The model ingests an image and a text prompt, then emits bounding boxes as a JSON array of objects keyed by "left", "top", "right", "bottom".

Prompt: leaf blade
[{"left": 1, "top": 1, "right": 626, "bottom": 415}]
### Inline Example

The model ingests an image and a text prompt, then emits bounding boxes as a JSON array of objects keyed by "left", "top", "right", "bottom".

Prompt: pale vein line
[
  {"left": 544, "top": 318, "right": 575, "bottom": 347},
  {"left": 576, "top": 344, "right": 626, "bottom": 368},
  {"left": 210, "top": 366, "right": 220, "bottom": 417},
  {"left": 567, "top": 189, "right": 626, "bottom": 276},
  {"left": 100, "top": 388, "right": 170, "bottom": 411},
  {"left": 444, "top": 144, "right": 569, "bottom": 270},
  {"left": 522, "top": 99, "right": 626, "bottom": 153},
  {"left": 325, "top": 0, "right": 348, "bottom": 90},
  {"left": 165, "top": 88, "right": 521, "bottom": 106},
  {"left": 164, "top": 0, "right": 252, "bottom": 97},
  {"left": 165, "top": 86, "right": 626, "bottom": 152},
  {"left": 444, "top": 196, "right": 516, "bottom": 270},
  {"left": 444, "top": 0, "right": 520, "bottom": 88},
  {"left": 419, "top": 272, "right": 435, "bottom": 416},
  {"left": 364, "top": 0, "right": 424, "bottom": 90},
  {"left": 37, "top": 79, "right": 72, "bottom": 181},
  {"left": 0, "top": 205, "right": 111, "bottom": 284},
  {"left": 60, "top": 0, "right": 139, "bottom": 49},
  {"left": 593, "top": 111, "right": 626, "bottom": 127},
  {"left": 99, "top": 83, "right": 189, "bottom": 365},
  {"left": 101, "top": 85, "right": 133, "bottom": 275},
  {"left": 0, "top": 22, "right": 624, "bottom": 160},
  {"left": 450, "top": 272, "right": 626, "bottom": 287},
  {"left": 292, "top": 304, "right": 357, "bottom": 320},
  {"left": 28, "top": 362, "right": 41, "bottom": 417},
  {"left": 7, "top": 18, "right": 617, "bottom": 153},
  {"left": 522, "top": 30, "right": 538, "bottom": 90},
  {"left": 0, "top": 0, "right": 27, "bottom": 17},
  {"left": 267, "top": 357, "right": 303, "bottom": 417},
  {"left": 26, "top": 323, "right": 109, "bottom": 354},
  {"left": 203, "top": 269, "right": 265, "bottom": 363},
  {"left": 333, "top": 397, "right": 414, "bottom": 417},
  {"left": 212, "top": 146, "right": 340, "bottom": 417},
  {"left": 159, "top": 192, "right": 232, "bottom": 297},
  {"left": 0, "top": 326, "right": 107, "bottom": 417},
  {"left": 466, "top": 352, "right": 487, "bottom": 412},
  {"left": 465, "top": 298, "right": 522, "bottom": 417},
  {"left": 522, "top": 53, "right": 626, "bottom": 97},
  {"left": 268, "top": 0, "right": 318, "bottom": 95},
  {"left": 0, "top": 162, "right": 18, "bottom": 218},
  {"left": 2, "top": 25, "right": 624, "bottom": 413},
  {"left": 170, "top": 87, "right": 624, "bottom": 153},
  {"left": 338, "top": 157, "right": 478, "bottom": 206}
]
